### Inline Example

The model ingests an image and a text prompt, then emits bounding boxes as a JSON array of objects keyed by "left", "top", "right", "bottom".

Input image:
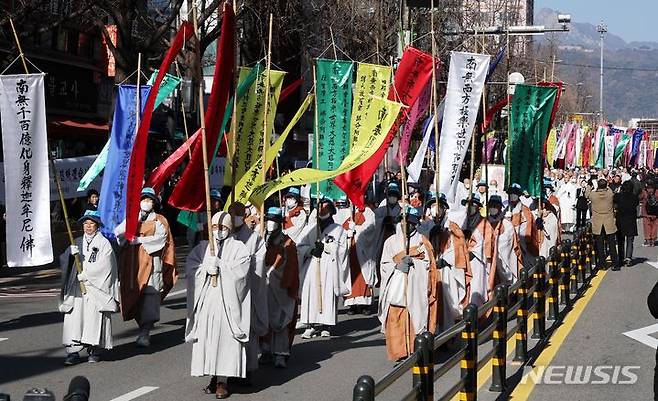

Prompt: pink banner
[{"left": 395, "top": 81, "right": 431, "bottom": 165}]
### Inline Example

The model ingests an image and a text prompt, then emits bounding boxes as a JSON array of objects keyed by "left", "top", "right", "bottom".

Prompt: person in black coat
[
  {"left": 614, "top": 181, "right": 640, "bottom": 266},
  {"left": 647, "top": 282, "right": 658, "bottom": 400},
  {"left": 576, "top": 180, "right": 589, "bottom": 229}
]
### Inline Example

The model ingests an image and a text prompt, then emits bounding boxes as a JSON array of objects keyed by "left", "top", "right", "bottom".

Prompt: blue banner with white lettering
[{"left": 99, "top": 84, "right": 151, "bottom": 238}]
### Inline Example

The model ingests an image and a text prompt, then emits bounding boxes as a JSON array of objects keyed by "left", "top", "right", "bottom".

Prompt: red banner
[
  {"left": 144, "top": 75, "right": 300, "bottom": 197},
  {"left": 145, "top": 129, "right": 201, "bottom": 192},
  {"left": 334, "top": 47, "right": 435, "bottom": 209},
  {"left": 167, "top": 3, "right": 236, "bottom": 212},
  {"left": 124, "top": 21, "right": 194, "bottom": 241},
  {"left": 481, "top": 95, "right": 511, "bottom": 132}
]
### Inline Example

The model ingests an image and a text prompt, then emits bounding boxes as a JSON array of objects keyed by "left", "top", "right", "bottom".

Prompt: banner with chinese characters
[
  {"left": 228, "top": 93, "right": 314, "bottom": 208},
  {"left": 350, "top": 63, "right": 392, "bottom": 146},
  {"left": 438, "top": 51, "right": 490, "bottom": 202},
  {"left": 224, "top": 67, "right": 286, "bottom": 186},
  {"left": 249, "top": 95, "right": 402, "bottom": 207},
  {"left": 604, "top": 135, "right": 615, "bottom": 169},
  {"left": 313, "top": 59, "right": 354, "bottom": 199},
  {"left": 98, "top": 84, "right": 151, "bottom": 238},
  {"left": 0, "top": 74, "right": 53, "bottom": 267},
  {"left": 508, "top": 84, "right": 558, "bottom": 197}
]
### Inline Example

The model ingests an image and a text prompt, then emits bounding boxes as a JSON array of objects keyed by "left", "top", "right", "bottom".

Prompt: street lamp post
[{"left": 597, "top": 21, "right": 607, "bottom": 123}]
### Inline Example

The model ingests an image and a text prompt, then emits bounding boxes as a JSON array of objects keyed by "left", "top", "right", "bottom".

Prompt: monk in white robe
[
  {"left": 536, "top": 199, "right": 561, "bottom": 263},
  {"left": 420, "top": 194, "right": 472, "bottom": 332},
  {"left": 556, "top": 178, "right": 578, "bottom": 232},
  {"left": 374, "top": 183, "right": 402, "bottom": 284},
  {"left": 506, "top": 183, "right": 539, "bottom": 267},
  {"left": 228, "top": 202, "right": 267, "bottom": 380},
  {"left": 114, "top": 187, "right": 177, "bottom": 347},
  {"left": 379, "top": 208, "right": 440, "bottom": 361},
  {"left": 296, "top": 198, "right": 350, "bottom": 338},
  {"left": 282, "top": 187, "right": 308, "bottom": 244},
  {"left": 462, "top": 195, "right": 489, "bottom": 307},
  {"left": 259, "top": 207, "right": 299, "bottom": 369},
  {"left": 59, "top": 210, "right": 119, "bottom": 365},
  {"left": 341, "top": 205, "right": 377, "bottom": 314},
  {"left": 186, "top": 212, "right": 251, "bottom": 399}
]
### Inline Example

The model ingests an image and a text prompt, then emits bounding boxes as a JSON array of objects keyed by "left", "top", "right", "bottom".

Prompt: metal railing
[{"left": 352, "top": 224, "right": 597, "bottom": 401}]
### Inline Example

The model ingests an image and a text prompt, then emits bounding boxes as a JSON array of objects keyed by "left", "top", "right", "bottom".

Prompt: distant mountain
[{"left": 535, "top": 8, "right": 658, "bottom": 121}]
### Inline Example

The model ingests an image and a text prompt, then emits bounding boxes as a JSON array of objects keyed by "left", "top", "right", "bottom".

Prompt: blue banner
[
  {"left": 630, "top": 128, "right": 644, "bottom": 164},
  {"left": 99, "top": 84, "right": 151, "bottom": 238}
]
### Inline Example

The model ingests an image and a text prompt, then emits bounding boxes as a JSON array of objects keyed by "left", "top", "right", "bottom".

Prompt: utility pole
[{"left": 596, "top": 21, "right": 607, "bottom": 124}]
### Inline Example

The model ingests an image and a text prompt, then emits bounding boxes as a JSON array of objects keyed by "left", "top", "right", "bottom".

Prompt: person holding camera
[{"left": 59, "top": 210, "right": 119, "bottom": 365}]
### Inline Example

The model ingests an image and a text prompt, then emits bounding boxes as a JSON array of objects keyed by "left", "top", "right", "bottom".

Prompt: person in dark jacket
[
  {"left": 576, "top": 180, "right": 589, "bottom": 229},
  {"left": 614, "top": 181, "right": 640, "bottom": 266}
]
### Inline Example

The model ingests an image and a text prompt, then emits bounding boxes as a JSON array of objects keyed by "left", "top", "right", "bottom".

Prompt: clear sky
[{"left": 535, "top": 0, "right": 656, "bottom": 43}]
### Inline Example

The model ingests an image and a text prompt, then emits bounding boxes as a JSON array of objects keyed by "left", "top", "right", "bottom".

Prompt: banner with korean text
[
  {"left": 438, "top": 51, "right": 490, "bottom": 203},
  {"left": 224, "top": 67, "right": 286, "bottom": 186},
  {"left": 249, "top": 95, "right": 402, "bottom": 207},
  {"left": 0, "top": 74, "right": 53, "bottom": 266}
]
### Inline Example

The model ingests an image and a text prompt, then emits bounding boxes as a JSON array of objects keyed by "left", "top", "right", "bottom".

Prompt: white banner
[
  {"left": 639, "top": 140, "right": 648, "bottom": 167},
  {"left": 438, "top": 52, "right": 489, "bottom": 202},
  {"left": 0, "top": 155, "right": 102, "bottom": 202},
  {"left": 0, "top": 74, "right": 53, "bottom": 267},
  {"left": 604, "top": 136, "right": 615, "bottom": 169}
]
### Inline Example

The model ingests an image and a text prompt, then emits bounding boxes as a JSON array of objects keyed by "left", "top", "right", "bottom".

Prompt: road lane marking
[
  {"left": 622, "top": 323, "right": 658, "bottom": 349},
  {"left": 647, "top": 261, "right": 658, "bottom": 270},
  {"left": 0, "top": 338, "right": 8, "bottom": 342},
  {"left": 109, "top": 386, "right": 158, "bottom": 401},
  {"left": 509, "top": 269, "right": 608, "bottom": 400}
]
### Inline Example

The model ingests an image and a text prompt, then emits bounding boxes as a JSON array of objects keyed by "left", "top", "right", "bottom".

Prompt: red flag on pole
[
  {"left": 124, "top": 21, "right": 194, "bottom": 241},
  {"left": 167, "top": 3, "right": 236, "bottom": 212},
  {"left": 334, "top": 47, "right": 435, "bottom": 209}
]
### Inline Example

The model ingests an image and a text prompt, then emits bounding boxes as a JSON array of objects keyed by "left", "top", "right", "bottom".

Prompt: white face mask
[
  {"left": 140, "top": 200, "right": 153, "bottom": 212},
  {"left": 509, "top": 194, "right": 520, "bottom": 202},
  {"left": 468, "top": 205, "right": 479, "bottom": 216},
  {"left": 216, "top": 228, "right": 230, "bottom": 241},
  {"left": 319, "top": 213, "right": 331, "bottom": 221},
  {"left": 233, "top": 216, "right": 244, "bottom": 228},
  {"left": 285, "top": 198, "right": 298, "bottom": 209},
  {"left": 266, "top": 220, "right": 279, "bottom": 233},
  {"left": 387, "top": 196, "right": 398, "bottom": 205},
  {"left": 488, "top": 207, "right": 500, "bottom": 217}
]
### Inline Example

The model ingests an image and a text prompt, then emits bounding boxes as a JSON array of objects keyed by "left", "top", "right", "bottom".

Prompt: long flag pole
[
  {"left": 229, "top": 0, "right": 239, "bottom": 207},
  {"left": 430, "top": 0, "right": 440, "bottom": 200},
  {"left": 191, "top": 1, "right": 217, "bottom": 287},
  {"left": 260, "top": 14, "right": 273, "bottom": 235},
  {"left": 10, "top": 18, "right": 85, "bottom": 293}
]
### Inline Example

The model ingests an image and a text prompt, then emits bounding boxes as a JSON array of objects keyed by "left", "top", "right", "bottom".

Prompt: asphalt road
[{"left": 1, "top": 239, "right": 657, "bottom": 401}]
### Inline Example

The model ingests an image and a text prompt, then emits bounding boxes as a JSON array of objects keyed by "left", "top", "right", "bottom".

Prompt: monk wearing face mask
[{"left": 227, "top": 201, "right": 267, "bottom": 384}]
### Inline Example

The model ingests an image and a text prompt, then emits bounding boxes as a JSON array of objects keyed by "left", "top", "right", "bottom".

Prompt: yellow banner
[
  {"left": 350, "top": 63, "right": 392, "bottom": 147},
  {"left": 250, "top": 95, "right": 402, "bottom": 207},
  {"left": 226, "top": 93, "right": 314, "bottom": 209},
  {"left": 224, "top": 67, "right": 286, "bottom": 185},
  {"left": 546, "top": 128, "right": 557, "bottom": 166}
]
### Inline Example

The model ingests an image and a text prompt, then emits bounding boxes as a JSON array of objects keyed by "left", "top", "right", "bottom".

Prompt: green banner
[
  {"left": 224, "top": 67, "right": 286, "bottom": 186},
  {"left": 614, "top": 133, "right": 631, "bottom": 165},
  {"left": 312, "top": 59, "right": 354, "bottom": 199},
  {"left": 147, "top": 70, "right": 182, "bottom": 108},
  {"left": 595, "top": 127, "right": 606, "bottom": 169},
  {"left": 508, "top": 84, "right": 558, "bottom": 197}
]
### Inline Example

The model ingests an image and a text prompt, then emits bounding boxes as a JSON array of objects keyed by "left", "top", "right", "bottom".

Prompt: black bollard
[
  {"left": 460, "top": 304, "right": 478, "bottom": 401},
  {"left": 412, "top": 332, "right": 434, "bottom": 401},
  {"left": 513, "top": 268, "right": 529, "bottom": 363},
  {"left": 352, "top": 375, "right": 375, "bottom": 401},
  {"left": 547, "top": 248, "right": 560, "bottom": 321},
  {"left": 570, "top": 240, "right": 579, "bottom": 294},
  {"left": 532, "top": 257, "right": 546, "bottom": 340},
  {"left": 560, "top": 240, "right": 571, "bottom": 307},
  {"left": 490, "top": 285, "right": 508, "bottom": 392}
]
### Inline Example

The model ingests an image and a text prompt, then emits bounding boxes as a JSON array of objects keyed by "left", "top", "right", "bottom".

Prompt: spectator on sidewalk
[
  {"left": 641, "top": 183, "right": 658, "bottom": 247},
  {"left": 586, "top": 178, "right": 621, "bottom": 271},
  {"left": 614, "top": 181, "right": 639, "bottom": 266}
]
